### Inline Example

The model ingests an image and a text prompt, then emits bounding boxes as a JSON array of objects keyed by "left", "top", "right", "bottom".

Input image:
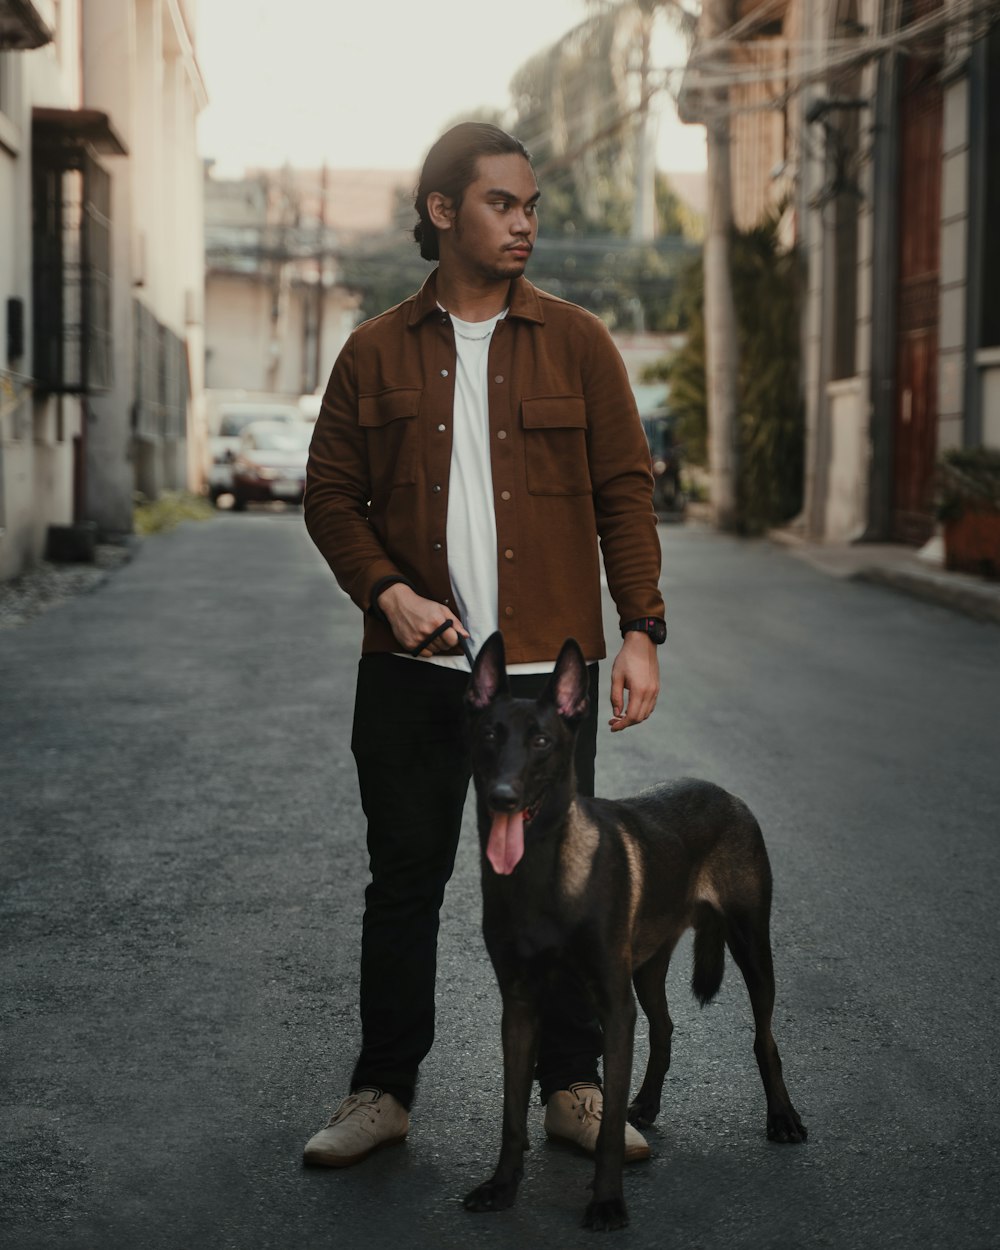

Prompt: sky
[{"left": 195, "top": 0, "right": 706, "bottom": 176}]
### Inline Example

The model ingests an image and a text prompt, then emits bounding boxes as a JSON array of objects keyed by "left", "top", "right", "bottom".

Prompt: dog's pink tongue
[{"left": 486, "top": 810, "right": 526, "bottom": 875}]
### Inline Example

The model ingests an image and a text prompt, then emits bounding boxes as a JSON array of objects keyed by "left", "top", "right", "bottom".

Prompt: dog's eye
[
  {"left": 531, "top": 734, "right": 551, "bottom": 750},
  {"left": 481, "top": 727, "right": 497, "bottom": 743}
]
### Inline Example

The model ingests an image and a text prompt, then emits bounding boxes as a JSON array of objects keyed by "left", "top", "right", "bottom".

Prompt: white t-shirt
[
  {"left": 405, "top": 306, "right": 552, "bottom": 674},
  {"left": 446, "top": 308, "right": 504, "bottom": 660}
]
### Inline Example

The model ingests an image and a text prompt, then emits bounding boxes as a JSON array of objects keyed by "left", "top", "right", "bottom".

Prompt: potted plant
[{"left": 936, "top": 448, "right": 1000, "bottom": 579}]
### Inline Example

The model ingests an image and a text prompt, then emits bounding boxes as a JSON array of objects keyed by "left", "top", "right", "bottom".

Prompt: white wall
[
  {"left": 0, "top": 4, "right": 87, "bottom": 579},
  {"left": 205, "top": 271, "right": 358, "bottom": 396}
]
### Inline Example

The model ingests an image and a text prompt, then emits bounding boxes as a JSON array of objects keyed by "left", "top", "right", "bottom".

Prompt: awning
[
  {"left": 0, "top": 0, "right": 53, "bottom": 50},
  {"left": 32, "top": 107, "right": 129, "bottom": 157}
]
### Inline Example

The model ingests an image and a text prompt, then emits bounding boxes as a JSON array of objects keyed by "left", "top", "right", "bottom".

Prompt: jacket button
[
  {"left": 504, "top": 606, "right": 514, "bottom": 618},
  {"left": 440, "top": 369, "right": 449, "bottom": 377},
  {"left": 504, "top": 549, "right": 514, "bottom": 560},
  {"left": 497, "top": 430, "right": 507, "bottom": 440},
  {"left": 433, "top": 542, "right": 443, "bottom": 551},
  {"left": 432, "top": 484, "right": 442, "bottom": 493},
  {"left": 437, "top": 424, "right": 446, "bottom": 432},
  {"left": 494, "top": 375, "right": 504, "bottom": 384},
  {"left": 500, "top": 490, "right": 511, "bottom": 501}
]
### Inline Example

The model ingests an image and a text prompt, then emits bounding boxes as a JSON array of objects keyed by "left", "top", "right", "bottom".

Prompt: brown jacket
[{"left": 304, "top": 271, "right": 664, "bottom": 664}]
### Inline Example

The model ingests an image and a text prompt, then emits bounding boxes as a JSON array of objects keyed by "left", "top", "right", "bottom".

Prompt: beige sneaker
[
  {"left": 302, "top": 1087, "right": 409, "bottom": 1168},
  {"left": 544, "top": 1082, "right": 650, "bottom": 1162}
]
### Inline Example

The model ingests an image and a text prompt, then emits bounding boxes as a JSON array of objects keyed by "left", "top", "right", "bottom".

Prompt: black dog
[{"left": 462, "top": 633, "right": 806, "bottom": 1231}]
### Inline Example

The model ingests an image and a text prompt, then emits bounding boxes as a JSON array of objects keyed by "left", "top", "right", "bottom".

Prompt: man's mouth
[{"left": 505, "top": 244, "right": 532, "bottom": 257}]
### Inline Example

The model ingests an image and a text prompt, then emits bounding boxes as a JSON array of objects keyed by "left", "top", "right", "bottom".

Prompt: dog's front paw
[
  {"left": 464, "top": 1176, "right": 520, "bottom": 1213},
  {"left": 582, "top": 1196, "right": 629, "bottom": 1231},
  {"left": 767, "top": 1107, "right": 808, "bottom": 1144},
  {"left": 627, "top": 1096, "right": 659, "bottom": 1129}
]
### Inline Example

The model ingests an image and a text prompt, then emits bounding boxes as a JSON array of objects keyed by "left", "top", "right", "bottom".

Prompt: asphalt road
[{"left": 2, "top": 511, "right": 998, "bottom": 1250}]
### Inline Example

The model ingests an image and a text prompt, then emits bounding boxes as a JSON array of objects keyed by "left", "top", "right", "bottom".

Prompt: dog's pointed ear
[
  {"left": 545, "top": 638, "right": 589, "bottom": 723},
  {"left": 466, "top": 631, "right": 509, "bottom": 711}
]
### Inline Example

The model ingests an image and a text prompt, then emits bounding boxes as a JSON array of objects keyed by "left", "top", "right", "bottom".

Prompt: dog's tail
[{"left": 691, "top": 905, "right": 726, "bottom": 1006}]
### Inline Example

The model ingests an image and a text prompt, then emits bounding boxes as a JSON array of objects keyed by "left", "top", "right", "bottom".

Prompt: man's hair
[{"left": 413, "top": 122, "right": 532, "bottom": 261}]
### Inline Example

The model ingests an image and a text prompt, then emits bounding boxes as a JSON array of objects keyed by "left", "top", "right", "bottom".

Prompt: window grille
[
  {"left": 0, "top": 51, "right": 12, "bottom": 117},
  {"left": 31, "top": 143, "right": 113, "bottom": 393},
  {"left": 133, "top": 299, "right": 188, "bottom": 441}
]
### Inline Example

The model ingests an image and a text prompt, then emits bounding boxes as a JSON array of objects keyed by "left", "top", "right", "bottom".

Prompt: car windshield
[
  {"left": 249, "top": 426, "right": 312, "bottom": 452},
  {"left": 219, "top": 410, "right": 295, "bottom": 437}
]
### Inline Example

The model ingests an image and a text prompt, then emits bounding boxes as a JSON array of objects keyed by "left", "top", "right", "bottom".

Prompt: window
[
  {"left": 32, "top": 140, "right": 113, "bottom": 393},
  {"left": 830, "top": 0, "right": 863, "bottom": 380},
  {"left": 0, "top": 50, "right": 17, "bottom": 119},
  {"left": 980, "top": 24, "right": 1000, "bottom": 348},
  {"left": 134, "top": 300, "right": 188, "bottom": 442}
]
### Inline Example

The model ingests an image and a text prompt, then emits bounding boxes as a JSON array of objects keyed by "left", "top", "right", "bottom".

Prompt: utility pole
[
  {"left": 631, "top": 2, "right": 658, "bottom": 245},
  {"left": 701, "top": 0, "right": 739, "bottom": 529},
  {"left": 311, "top": 162, "right": 329, "bottom": 395}
]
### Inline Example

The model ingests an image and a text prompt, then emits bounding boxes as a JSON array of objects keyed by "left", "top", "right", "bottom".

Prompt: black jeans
[{"left": 349, "top": 653, "right": 602, "bottom": 1109}]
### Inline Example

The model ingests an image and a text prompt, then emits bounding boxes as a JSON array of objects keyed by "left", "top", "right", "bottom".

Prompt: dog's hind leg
[
  {"left": 723, "top": 907, "right": 807, "bottom": 1144},
  {"left": 628, "top": 950, "right": 674, "bottom": 1129},
  {"left": 464, "top": 993, "right": 539, "bottom": 1213}
]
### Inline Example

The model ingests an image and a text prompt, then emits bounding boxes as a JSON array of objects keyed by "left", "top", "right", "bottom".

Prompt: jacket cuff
[{"left": 368, "top": 575, "right": 414, "bottom": 623}]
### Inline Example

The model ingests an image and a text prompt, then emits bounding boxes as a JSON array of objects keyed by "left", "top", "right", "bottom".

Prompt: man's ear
[
  {"left": 465, "top": 632, "right": 509, "bottom": 710},
  {"left": 426, "top": 192, "right": 456, "bottom": 233},
  {"left": 545, "top": 639, "right": 589, "bottom": 723}
]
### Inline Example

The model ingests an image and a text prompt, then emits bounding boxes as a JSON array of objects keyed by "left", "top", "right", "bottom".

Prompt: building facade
[
  {"left": 203, "top": 166, "right": 363, "bottom": 403},
  {"left": 686, "top": 0, "right": 999, "bottom": 546},
  {"left": 0, "top": 0, "right": 205, "bottom": 582}
]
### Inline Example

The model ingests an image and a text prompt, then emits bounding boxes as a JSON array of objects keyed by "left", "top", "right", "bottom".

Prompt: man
[{"left": 302, "top": 123, "right": 666, "bottom": 1169}]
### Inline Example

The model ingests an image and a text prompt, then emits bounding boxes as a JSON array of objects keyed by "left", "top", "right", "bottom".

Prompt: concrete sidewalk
[{"left": 766, "top": 528, "right": 1000, "bottom": 626}]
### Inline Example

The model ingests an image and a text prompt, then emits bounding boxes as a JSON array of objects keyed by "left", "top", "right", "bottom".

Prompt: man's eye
[
  {"left": 491, "top": 202, "right": 509, "bottom": 212},
  {"left": 526, "top": 204, "right": 537, "bottom": 215}
]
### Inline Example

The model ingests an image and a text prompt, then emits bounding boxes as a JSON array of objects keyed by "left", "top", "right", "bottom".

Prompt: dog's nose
[{"left": 489, "top": 783, "right": 521, "bottom": 813}]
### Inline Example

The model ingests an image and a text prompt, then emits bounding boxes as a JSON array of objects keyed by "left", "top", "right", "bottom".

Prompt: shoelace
[
  {"left": 328, "top": 1088, "right": 383, "bottom": 1126},
  {"left": 572, "top": 1086, "right": 603, "bottom": 1123}
]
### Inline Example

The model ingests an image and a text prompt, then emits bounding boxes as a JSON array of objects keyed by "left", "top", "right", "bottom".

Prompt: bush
[
  {"left": 133, "top": 491, "right": 215, "bottom": 536},
  {"left": 936, "top": 447, "right": 1000, "bottom": 521},
  {"left": 650, "top": 213, "right": 805, "bottom": 534}
]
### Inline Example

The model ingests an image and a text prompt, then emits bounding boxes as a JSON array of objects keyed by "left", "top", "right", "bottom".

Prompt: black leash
[{"left": 411, "top": 618, "right": 478, "bottom": 668}]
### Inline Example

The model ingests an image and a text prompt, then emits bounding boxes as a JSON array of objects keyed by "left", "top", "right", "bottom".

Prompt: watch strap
[{"left": 622, "top": 616, "right": 667, "bottom": 644}]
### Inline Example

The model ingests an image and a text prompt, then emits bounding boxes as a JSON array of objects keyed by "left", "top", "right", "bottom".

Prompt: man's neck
[{"left": 435, "top": 269, "right": 513, "bottom": 323}]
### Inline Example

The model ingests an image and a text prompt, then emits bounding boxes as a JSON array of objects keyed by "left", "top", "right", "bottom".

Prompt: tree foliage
[
  {"left": 651, "top": 214, "right": 804, "bottom": 532},
  {"left": 341, "top": 1, "right": 704, "bottom": 329}
]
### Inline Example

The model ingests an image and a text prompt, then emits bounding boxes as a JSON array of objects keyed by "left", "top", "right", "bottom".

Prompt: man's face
[{"left": 443, "top": 153, "right": 540, "bottom": 282}]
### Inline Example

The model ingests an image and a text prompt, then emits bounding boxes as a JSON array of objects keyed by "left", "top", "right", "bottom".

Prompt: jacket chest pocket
[
  {"left": 359, "top": 387, "right": 422, "bottom": 493},
  {"left": 521, "top": 396, "right": 591, "bottom": 496}
]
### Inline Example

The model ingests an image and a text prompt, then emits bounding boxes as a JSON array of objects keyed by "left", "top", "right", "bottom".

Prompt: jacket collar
[{"left": 406, "top": 269, "right": 545, "bottom": 328}]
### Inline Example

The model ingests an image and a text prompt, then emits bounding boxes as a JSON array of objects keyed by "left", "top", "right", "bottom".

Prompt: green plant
[
  {"left": 133, "top": 491, "right": 215, "bottom": 536},
  {"left": 646, "top": 214, "right": 804, "bottom": 533},
  {"left": 935, "top": 448, "right": 1000, "bottom": 521}
]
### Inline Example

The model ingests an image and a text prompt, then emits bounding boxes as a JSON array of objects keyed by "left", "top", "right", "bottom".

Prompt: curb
[{"left": 853, "top": 565, "right": 1000, "bottom": 626}]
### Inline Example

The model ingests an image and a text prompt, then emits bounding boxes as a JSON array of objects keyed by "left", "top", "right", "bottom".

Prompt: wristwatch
[{"left": 622, "top": 617, "right": 667, "bottom": 644}]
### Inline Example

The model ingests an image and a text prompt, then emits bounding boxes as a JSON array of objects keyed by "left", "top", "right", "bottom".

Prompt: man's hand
[
  {"left": 608, "top": 631, "right": 660, "bottom": 732},
  {"left": 377, "top": 583, "right": 470, "bottom": 657}
]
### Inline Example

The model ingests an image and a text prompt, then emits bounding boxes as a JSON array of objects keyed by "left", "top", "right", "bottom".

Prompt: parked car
[
  {"left": 231, "top": 421, "right": 313, "bottom": 511},
  {"left": 207, "top": 401, "right": 301, "bottom": 503},
  {"left": 632, "top": 383, "right": 685, "bottom": 517}
]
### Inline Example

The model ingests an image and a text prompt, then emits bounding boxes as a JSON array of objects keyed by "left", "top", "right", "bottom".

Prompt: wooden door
[{"left": 892, "top": 1, "right": 943, "bottom": 545}]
